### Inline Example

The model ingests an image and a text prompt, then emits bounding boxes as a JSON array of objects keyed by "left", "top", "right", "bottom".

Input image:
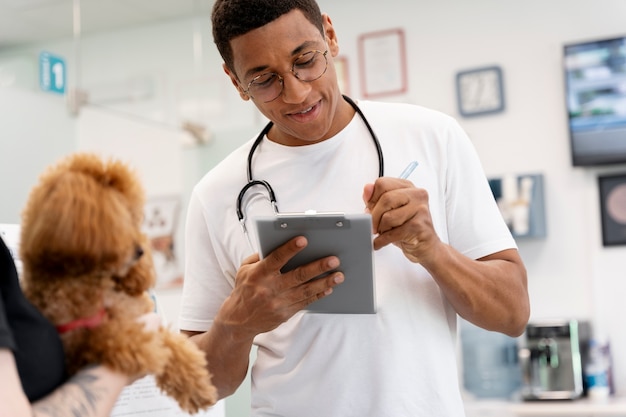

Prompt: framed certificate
[
  {"left": 358, "top": 28, "right": 408, "bottom": 98},
  {"left": 334, "top": 55, "right": 350, "bottom": 96},
  {"left": 598, "top": 173, "right": 626, "bottom": 246}
]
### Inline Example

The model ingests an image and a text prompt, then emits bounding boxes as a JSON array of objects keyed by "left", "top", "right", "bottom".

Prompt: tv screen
[{"left": 564, "top": 35, "right": 626, "bottom": 166}]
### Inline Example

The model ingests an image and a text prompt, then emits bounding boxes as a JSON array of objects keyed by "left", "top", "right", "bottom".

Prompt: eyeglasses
[{"left": 242, "top": 50, "right": 328, "bottom": 103}]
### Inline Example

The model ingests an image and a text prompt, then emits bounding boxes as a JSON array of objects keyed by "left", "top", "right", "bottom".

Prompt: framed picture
[
  {"left": 334, "top": 55, "right": 350, "bottom": 96},
  {"left": 598, "top": 173, "right": 626, "bottom": 246},
  {"left": 143, "top": 195, "right": 184, "bottom": 289},
  {"left": 456, "top": 65, "right": 505, "bottom": 117},
  {"left": 358, "top": 28, "right": 408, "bottom": 98}
]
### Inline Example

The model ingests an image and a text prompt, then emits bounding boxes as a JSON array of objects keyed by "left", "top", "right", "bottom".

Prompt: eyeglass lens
[{"left": 246, "top": 50, "right": 328, "bottom": 102}]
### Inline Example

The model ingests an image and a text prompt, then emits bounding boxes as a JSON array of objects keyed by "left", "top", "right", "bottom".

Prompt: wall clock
[{"left": 456, "top": 65, "right": 505, "bottom": 117}]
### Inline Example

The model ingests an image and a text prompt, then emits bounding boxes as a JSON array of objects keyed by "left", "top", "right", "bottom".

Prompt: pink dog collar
[{"left": 56, "top": 308, "right": 107, "bottom": 334}]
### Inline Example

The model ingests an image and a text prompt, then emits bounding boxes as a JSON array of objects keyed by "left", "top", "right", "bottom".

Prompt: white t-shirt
[{"left": 179, "top": 100, "right": 516, "bottom": 417}]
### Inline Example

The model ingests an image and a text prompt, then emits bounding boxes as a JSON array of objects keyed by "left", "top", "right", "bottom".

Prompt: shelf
[{"left": 488, "top": 173, "right": 546, "bottom": 239}]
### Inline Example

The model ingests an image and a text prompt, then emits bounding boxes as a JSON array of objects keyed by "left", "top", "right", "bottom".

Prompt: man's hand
[
  {"left": 363, "top": 177, "right": 530, "bottom": 337},
  {"left": 363, "top": 177, "right": 442, "bottom": 264},
  {"left": 216, "top": 236, "right": 344, "bottom": 340}
]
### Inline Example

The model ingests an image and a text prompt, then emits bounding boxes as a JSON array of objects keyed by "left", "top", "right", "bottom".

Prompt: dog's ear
[{"left": 20, "top": 153, "right": 147, "bottom": 279}]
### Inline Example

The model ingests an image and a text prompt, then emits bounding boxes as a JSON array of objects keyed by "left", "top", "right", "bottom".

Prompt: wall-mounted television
[{"left": 564, "top": 35, "right": 626, "bottom": 166}]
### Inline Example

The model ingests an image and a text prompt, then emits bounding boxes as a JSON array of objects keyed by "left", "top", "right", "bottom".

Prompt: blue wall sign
[{"left": 39, "top": 51, "right": 66, "bottom": 94}]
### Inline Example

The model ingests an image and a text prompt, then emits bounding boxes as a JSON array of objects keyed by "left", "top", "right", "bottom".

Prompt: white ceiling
[{"left": 0, "top": 0, "right": 213, "bottom": 49}]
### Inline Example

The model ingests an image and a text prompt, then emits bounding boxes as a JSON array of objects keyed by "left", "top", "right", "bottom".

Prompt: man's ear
[
  {"left": 322, "top": 14, "right": 340, "bottom": 57},
  {"left": 223, "top": 63, "right": 250, "bottom": 101}
]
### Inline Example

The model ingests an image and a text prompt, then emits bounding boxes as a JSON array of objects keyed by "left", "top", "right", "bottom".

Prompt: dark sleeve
[
  {"left": 0, "top": 286, "right": 16, "bottom": 349},
  {"left": 0, "top": 239, "right": 18, "bottom": 350},
  {"left": 1, "top": 237, "right": 67, "bottom": 401}
]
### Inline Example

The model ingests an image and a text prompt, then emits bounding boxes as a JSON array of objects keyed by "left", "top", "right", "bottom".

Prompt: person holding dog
[
  {"left": 0, "top": 237, "right": 161, "bottom": 417},
  {"left": 179, "top": 1, "right": 530, "bottom": 416}
]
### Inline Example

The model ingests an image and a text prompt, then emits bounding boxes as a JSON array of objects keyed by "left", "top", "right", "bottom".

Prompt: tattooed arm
[
  {"left": 1, "top": 348, "right": 129, "bottom": 417},
  {"left": 0, "top": 312, "right": 161, "bottom": 417}
]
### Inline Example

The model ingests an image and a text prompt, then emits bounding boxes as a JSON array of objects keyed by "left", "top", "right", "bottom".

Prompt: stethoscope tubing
[{"left": 236, "top": 95, "right": 384, "bottom": 224}]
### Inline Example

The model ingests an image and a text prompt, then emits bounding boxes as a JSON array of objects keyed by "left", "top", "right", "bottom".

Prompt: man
[{"left": 180, "top": 1, "right": 530, "bottom": 416}]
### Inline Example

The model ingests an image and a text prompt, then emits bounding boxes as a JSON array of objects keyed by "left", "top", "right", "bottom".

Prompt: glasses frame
[{"left": 242, "top": 50, "right": 329, "bottom": 103}]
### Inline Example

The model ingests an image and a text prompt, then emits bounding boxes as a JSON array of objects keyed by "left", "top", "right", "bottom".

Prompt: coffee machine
[{"left": 518, "top": 319, "right": 590, "bottom": 400}]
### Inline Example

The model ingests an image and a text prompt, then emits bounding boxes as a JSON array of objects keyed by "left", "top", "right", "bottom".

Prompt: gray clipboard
[{"left": 253, "top": 212, "right": 376, "bottom": 314}]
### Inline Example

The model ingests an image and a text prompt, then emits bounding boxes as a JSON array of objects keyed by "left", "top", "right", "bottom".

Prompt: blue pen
[{"left": 399, "top": 161, "right": 419, "bottom": 179}]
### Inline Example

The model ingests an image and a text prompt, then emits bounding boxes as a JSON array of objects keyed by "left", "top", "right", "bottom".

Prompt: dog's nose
[{"left": 135, "top": 245, "right": 144, "bottom": 260}]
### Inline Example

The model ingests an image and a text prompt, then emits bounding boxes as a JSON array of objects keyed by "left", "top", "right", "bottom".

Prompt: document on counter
[{"left": 110, "top": 375, "right": 224, "bottom": 417}]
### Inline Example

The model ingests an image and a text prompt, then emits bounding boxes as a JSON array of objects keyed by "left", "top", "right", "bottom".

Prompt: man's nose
[{"left": 280, "top": 73, "right": 311, "bottom": 104}]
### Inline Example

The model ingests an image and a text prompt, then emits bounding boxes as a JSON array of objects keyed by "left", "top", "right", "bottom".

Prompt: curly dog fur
[{"left": 19, "top": 152, "right": 217, "bottom": 414}]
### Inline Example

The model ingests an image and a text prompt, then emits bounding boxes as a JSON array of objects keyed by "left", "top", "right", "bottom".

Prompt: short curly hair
[{"left": 212, "top": 0, "right": 324, "bottom": 75}]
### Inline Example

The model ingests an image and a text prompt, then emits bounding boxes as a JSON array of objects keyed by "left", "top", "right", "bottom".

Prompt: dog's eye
[{"left": 134, "top": 245, "right": 144, "bottom": 260}]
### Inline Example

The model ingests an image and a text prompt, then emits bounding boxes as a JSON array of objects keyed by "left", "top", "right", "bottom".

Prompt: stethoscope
[{"left": 236, "top": 95, "right": 385, "bottom": 235}]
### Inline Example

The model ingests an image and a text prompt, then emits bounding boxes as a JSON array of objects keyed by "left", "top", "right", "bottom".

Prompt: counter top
[
  {"left": 511, "top": 398, "right": 626, "bottom": 415},
  {"left": 464, "top": 398, "right": 626, "bottom": 417}
]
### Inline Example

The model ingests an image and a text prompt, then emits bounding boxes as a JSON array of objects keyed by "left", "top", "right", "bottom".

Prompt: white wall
[
  {"left": 0, "top": 88, "right": 75, "bottom": 224},
  {"left": 1, "top": 0, "right": 625, "bottom": 409},
  {"left": 316, "top": 0, "right": 626, "bottom": 394}
]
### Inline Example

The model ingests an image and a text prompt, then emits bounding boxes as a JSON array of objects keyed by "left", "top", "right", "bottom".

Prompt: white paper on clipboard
[
  {"left": 253, "top": 212, "right": 376, "bottom": 314},
  {"left": 110, "top": 375, "right": 224, "bottom": 417}
]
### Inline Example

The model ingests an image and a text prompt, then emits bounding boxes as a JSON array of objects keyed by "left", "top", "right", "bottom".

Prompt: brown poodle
[{"left": 19, "top": 152, "right": 217, "bottom": 414}]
